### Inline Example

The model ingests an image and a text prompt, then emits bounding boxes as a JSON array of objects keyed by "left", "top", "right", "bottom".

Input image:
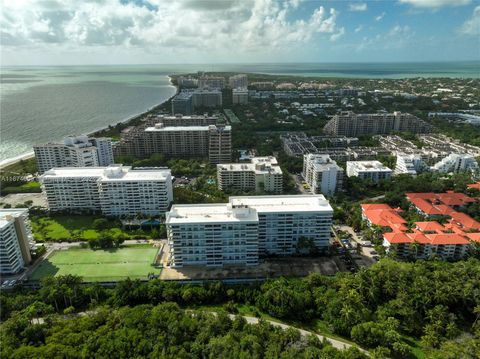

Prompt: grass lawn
[
  {"left": 31, "top": 215, "right": 143, "bottom": 242},
  {"left": 30, "top": 245, "right": 160, "bottom": 282}
]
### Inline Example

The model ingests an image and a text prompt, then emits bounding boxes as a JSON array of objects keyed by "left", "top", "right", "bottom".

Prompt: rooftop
[
  {"left": 0, "top": 208, "right": 28, "bottom": 229},
  {"left": 229, "top": 195, "right": 333, "bottom": 213},
  {"left": 347, "top": 160, "right": 392, "bottom": 172},
  {"left": 217, "top": 156, "right": 282, "bottom": 175},
  {"left": 146, "top": 124, "right": 231, "bottom": 132},
  {"left": 167, "top": 203, "right": 258, "bottom": 224}
]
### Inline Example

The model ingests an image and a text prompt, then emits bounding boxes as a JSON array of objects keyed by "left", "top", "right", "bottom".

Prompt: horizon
[{"left": 1, "top": 0, "right": 479, "bottom": 66}]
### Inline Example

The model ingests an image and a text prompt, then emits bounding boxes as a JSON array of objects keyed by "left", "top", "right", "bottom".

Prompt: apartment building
[
  {"left": 34, "top": 136, "right": 114, "bottom": 174},
  {"left": 232, "top": 88, "right": 249, "bottom": 104},
  {"left": 346, "top": 161, "right": 392, "bottom": 182},
  {"left": 0, "top": 209, "right": 33, "bottom": 274},
  {"left": 394, "top": 153, "right": 427, "bottom": 176},
  {"left": 40, "top": 165, "right": 173, "bottom": 216},
  {"left": 155, "top": 114, "right": 219, "bottom": 127},
  {"left": 166, "top": 195, "right": 333, "bottom": 267},
  {"left": 228, "top": 74, "right": 248, "bottom": 89},
  {"left": 114, "top": 123, "right": 232, "bottom": 164},
  {"left": 171, "top": 91, "right": 194, "bottom": 115},
  {"left": 303, "top": 154, "right": 344, "bottom": 196},
  {"left": 198, "top": 75, "right": 225, "bottom": 89},
  {"left": 430, "top": 153, "right": 479, "bottom": 174},
  {"left": 323, "top": 111, "right": 433, "bottom": 136},
  {"left": 192, "top": 89, "right": 223, "bottom": 108},
  {"left": 217, "top": 156, "right": 283, "bottom": 194}
]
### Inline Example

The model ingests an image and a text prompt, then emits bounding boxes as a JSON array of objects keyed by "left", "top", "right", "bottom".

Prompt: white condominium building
[
  {"left": 166, "top": 195, "right": 333, "bottom": 267},
  {"left": 198, "top": 76, "right": 226, "bottom": 89},
  {"left": 217, "top": 156, "right": 283, "bottom": 194},
  {"left": 40, "top": 165, "right": 173, "bottom": 216},
  {"left": 0, "top": 209, "right": 33, "bottom": 274},
  {"left": 431, "top": 153, "right": 479, "bottom": 174},
  {"left": 34, "top": 136, "right": 114, "bottom": 174},
  {"left": 394, "top": 153, "right": 426, "bottom": 176},
  {"left": 346, "top": 161, "right": 392, "bottom": 183},
  {"left": 303, "top": 154, "right": 344, "bottom": 196}
]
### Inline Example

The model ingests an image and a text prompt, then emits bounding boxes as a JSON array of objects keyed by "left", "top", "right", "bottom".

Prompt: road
[{"left": 237, "top": 315, "right": 367, "bottom": 353}]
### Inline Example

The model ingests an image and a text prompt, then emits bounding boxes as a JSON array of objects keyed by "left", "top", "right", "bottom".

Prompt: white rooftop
[
  {"left": 217, "top": 156, "right": 282, "bottom": 174},
  {"left": 0, "top": 209, "right": 28, "bottom": 229},
  {"left": 167, "top": 203, "right": 258, "bottom": 224},
  {"left": 145, "top": 125, "right": 231, "bottom": 132},
  {"left": 40, "top": 165, "right": 171, "bottom": 181},
  {"left": 229, "top": 195, "right": 333, "bottom": 213},
  {"left": 346, "top": 161, "right": 392, "bottom": 172}
]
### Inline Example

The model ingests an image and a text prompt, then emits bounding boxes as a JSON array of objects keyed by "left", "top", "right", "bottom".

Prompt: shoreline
[{"left": 0, "top": 76, "right": 178, "bottom": 170}]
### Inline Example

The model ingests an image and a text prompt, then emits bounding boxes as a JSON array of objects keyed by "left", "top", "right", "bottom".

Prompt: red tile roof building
[{"left": 362, "top": 191, "right": 479, "bottom": 260}]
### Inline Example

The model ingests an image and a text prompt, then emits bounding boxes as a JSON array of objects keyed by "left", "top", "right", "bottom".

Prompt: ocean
[{"left": 1, "top": 62, "right": 479, "bottom": 165}]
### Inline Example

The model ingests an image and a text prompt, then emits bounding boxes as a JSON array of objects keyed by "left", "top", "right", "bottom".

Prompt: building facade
[
  {"left": 228, "top": 74, "right": 248, "bottom": 89},
  {"left": 394, "top": 153, "right": 426, "bottom": 176},
  {"left": 171, "top": 91, "right": 194, "bottom": 115},
  {"left": 198, "top": 76, "right": 225, "bottom": 89},
  {"left": 323, "top": 111, "right": 433, "bottom": 136},
  {"left": 0, "top": 209, "right": 33, "bottom": 274},
  {"left": 303, "top": 154, "right": 344, "bottom": 196},
  {"left": 40, "top": 165, "right": 173, "bottom": 216},
  {"left": 346, "top": 161, "right": 392, "bottom": 183},
  {"left": 217, "top": 156, "right": 283, "bottom": 194},
  {"left": 430, "top": 153, "right": 479, "bottom": 174},
  {"left": 34, "top": 136, "right": 114, "bottom": 174},
  {"left": 232, "top": 88, "right": 249, "bottom": 104},
  {"left": 166, "top": 195, "right": 333, "bottom": 267}
]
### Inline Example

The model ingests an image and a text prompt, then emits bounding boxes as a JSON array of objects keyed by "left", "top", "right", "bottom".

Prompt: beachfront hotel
[
  {"left": 0, "top": 209, "right": 34, "bottom": 274},
  {"left": 114, "top": 122, "right": 232, "bottom": 164},
  {"left": 34, "top": 136, "right": 114, "bottom": 174},
  {"left": 217, "top": 156, "right": 283, "bottom": 194},
  {"left": 166, "top": 195, "right": 333, "bottom": 267},
  {"left": 39, "top": 165, "right": 173, "bottom": 217}
]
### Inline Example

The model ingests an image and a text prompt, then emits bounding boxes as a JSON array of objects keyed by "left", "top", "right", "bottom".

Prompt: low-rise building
[
  {"left": 166, "top": 195, "right": 333, "bottom": 267},
  {"left": 217, "top": 156, "right": 283, "bottom": 194},
  {"left": 40, "top": 165, "right": 173, "bottom": 216},
  {"left": 0, "top": 209, "right": 33, "bottom": 274},
  {"left": 346, "top": 161, "right": 392, "bottom": 182},
  {"left": 34, "top": 136, "right": 114, "bottom": 174},
  {"left": 302, "top": 154, "right": 343, "bottom": 196}
]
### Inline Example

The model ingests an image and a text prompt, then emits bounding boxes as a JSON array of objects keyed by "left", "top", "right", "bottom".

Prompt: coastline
[{"left": 0, "top": 76, "right": 178, "bottom": 170}]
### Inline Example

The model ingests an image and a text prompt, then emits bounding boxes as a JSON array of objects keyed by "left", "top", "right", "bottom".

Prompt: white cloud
[
  {"left": 398, "top": 0, "right": 471, "bottom": 9},
  {"left": 375, "top": 12, "right": 386, "bottom": 21},
  {"left": 459, "top": 5, "right": 480, "bottom": 36},
  {"left": 354, "top": 25, "right": 363, "bottom": 33},
  {"left": 349, "top": 3, "right": 367, "bottom": 12},
  {"left": 0, "top": 0, "right": 345, "bottom": 54}
]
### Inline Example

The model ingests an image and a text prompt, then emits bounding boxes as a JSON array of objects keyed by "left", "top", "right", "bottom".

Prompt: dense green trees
[
  {"left": 0, "top": 303, "right": 369, "bottom": 359},
  {"left": 1, "top": 258, "right": 479, "bottom": 357}
]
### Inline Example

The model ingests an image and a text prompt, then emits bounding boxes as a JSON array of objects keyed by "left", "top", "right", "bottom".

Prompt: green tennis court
[{"left": 30, "top": 246, "right": 160, "bottom": 282}]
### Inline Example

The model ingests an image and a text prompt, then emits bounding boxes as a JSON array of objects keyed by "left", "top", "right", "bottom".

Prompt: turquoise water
[{"left": 1, "top": 62, "right": 478, "bottom": 164}]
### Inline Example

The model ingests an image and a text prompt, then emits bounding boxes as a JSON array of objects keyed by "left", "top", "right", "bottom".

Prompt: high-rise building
[
  {"left": 40, "top": 165, "right": 173, "bottom": 216},
  {"left": 430, "top": 153, "right": 479, "bottom": 174},
  {"left": 323, "top": 111, "right": 433, "bottom": 136},
  {"left": 171, "top": 91, "right": 194, "bottom": 115},
  {"left": 166, "top": 195, "right": 333, "bottom": 267},
  {"left": 34, "top": 136, "right": 114, "bottom": 174},
  {"left": 217, "top": 157, "right": 283, "bottom": 193},
  {"left": 229, "top": 74, "right": 248, "bottom": 89},
  {"left": 155, "top": 114, "right": 219, "bottom": 127},
  {"left": 0, "top": 209, "right": 33, "bottom": 274},
  {"left": 177, "top": 76, "right": 198, "bottom": 88},
  {"left": 232, "top": 88, "right": 249, "bottom": 104},
  {"left": 115, "top": 123, "right": 231, "bottom": 164},
  {"left": 198, "top": 76, "right": 225, "bottom": 89},
  {"left": 192, "top": 89, "right": 222, "bottom": 108},
  {"left": 346, "top": 161, "right": 392, "bottom": 183},
  {"left": 303, "top": 154, "right": 344, "bottom": 196}
]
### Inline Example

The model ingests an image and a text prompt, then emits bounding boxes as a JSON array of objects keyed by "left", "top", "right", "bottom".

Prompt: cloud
[
  {"left": 398, "top": 0, "right": 471, "bottom": 9},
  {"left": 459, "top": 5, "right": 480, "bottom": 36},
  {"left": 354, "top": 25, "right": 363, "bottom": 33},
  {"left": 375, "top": 12, "right": 386, "bottom": 21},
  {"left": 349, "top": 3, "right": 367, "bottom": 12},
  {"left": 0, "top": 0, "right": 345, "bottom": 54},
  {"left": 354, "top": 24, "right": 414, "bottom": 51}
]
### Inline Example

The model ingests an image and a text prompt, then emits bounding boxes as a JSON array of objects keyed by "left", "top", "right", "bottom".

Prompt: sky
[{"left": 1, "top": 0, "right": 479, "bottom": 66}]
